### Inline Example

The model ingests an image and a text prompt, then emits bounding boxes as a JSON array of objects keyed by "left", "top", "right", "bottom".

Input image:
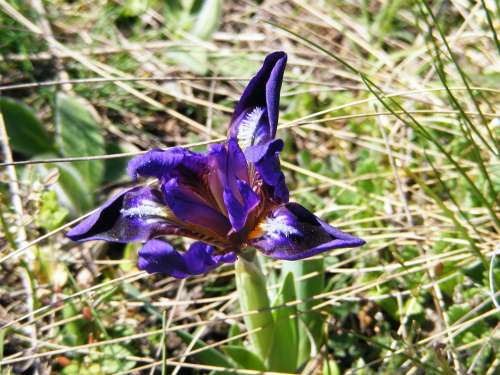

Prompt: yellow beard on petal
[
  {"left": 248, "top": 214, "right": 299, "bottom": 241},
  {"left": 247, "top": 224, "right": 264, "bottom": 240}
]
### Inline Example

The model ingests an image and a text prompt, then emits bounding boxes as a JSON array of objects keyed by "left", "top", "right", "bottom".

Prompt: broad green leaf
[
  {"left": 223, "top": 346, "right": 266, "bottom": 371},
  {"left": 164, "top": 0, "right": 184, "bottom": 18},
  {"left": 281, "top": 258, "right": 324, "bottom": 366},
  {"left": 235, "top": 255, "right": 274, "bottom": 363},
  {"left": 268, "top": 272, "right": 298, "bottom": 372},
  {"left": 191, "top": 0, "right": 222, "bottom": 39},
  {"left": 228, "top": 323, "right": 242, "bottom": 346},
  {"left": 103, "top": 142, "right": 132, "bottom": 184},
  {"left": 0, "top": 97, "right": 54, "bottom": 156},
  {"left": 55, "top": 93, "right": 105, "bottom": 191},
  {"left": 213, "top": 54, "right": 260, "bottom": 77},
  {"left": 36, "top": 160, "right": 94, "bottom": 215},
  {"left": 176, "top": 330, "right": 235, "bottom": 371},
  {"left": 323, "top": 359, "right": 341, "bottom": 375},
  {"left": 167, "top": 50, "right": 209, "bottom": 75}
]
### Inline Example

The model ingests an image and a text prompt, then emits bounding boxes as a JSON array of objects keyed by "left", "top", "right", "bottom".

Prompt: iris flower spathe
[{"left": 67, "top": 52, "right": 365, "bottom": 278}]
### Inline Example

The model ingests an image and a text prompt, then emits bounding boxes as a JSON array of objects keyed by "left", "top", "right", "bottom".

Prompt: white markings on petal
[
  {"left": 259, "top": 214, "right": 300, "bottom": 239},
  {"left": 237, "top": 106, "right": 265, "bottom": 149},
  {"left": 121, "top": 200, "right": 168, "bottom": 220}
]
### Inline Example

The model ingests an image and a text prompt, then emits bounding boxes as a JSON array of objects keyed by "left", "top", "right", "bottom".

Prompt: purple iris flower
[{"left": 67, "top": 52, "right": 365, "bottom": 278}]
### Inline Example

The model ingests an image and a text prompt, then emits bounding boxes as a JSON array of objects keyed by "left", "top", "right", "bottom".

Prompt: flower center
[{"left": 237, "top": 106, "right": 265, "bottom": 149}]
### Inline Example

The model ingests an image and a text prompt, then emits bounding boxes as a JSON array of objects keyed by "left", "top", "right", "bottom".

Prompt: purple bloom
[{"left": 67, "top": 51, "right": 365, "bottom": 278}]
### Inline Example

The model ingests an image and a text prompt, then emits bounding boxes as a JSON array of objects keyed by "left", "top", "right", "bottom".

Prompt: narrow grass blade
[
  {"left": 405, "top": 165, "right": 486, "bottom": 266},
  {"left": 419, "top": 1, "right": 498, "bottom": 155},
  {"left": 480, "top": 0, "right": 500, "bottom": 55}
]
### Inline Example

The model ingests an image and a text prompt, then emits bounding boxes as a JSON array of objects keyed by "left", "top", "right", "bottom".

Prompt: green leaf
[
  {"left": 61, "top": 362, "right": 98, "bottom": 375},
  {"left": 55, "top": 93, "right": 105, "bottom": 191},
  {"left": 62, "top": 302, "right": 90, "bottom": 346},
  {"left": 281, "top": 258, "right": 324, "bottom": 366},
  {"left": 213, "top": 54, "right": 259, "bottom": 77},
  {"left": 228, "top": 323, "right": 242, "bottom": 346},
  {"left": 403, "top": 297, "right": 424, "bottom": 317},
  {"left": 268, "top": 272, "right": 298, "bottom": 372},
  {"left": 191, "top": 0, "right": 222, "bottom": 39},
  {"left": 120, "top": 243, "right": 139, "bottom": 273},
  {"left": 297, "top": 150, "right": 312, "bottom": 168},
  {"left": 164, "top": 0, "right": 185, "bottom": 25},
  {"left": 323, "top": 359, "right": 341, "bottom": 375},
  {"left": 0, "top": 97, "right": 54, "bottom": 156},
  {"left": 176, "top": 330, "right": 235, "bottom": 370},
  {"left": 98, "top": 345, "right": 136, "bottom": 373},
  {"left": 167, "top": 50, "right": 209, "bottom": 75},
  {"left": 223, "top": 346, "right": 266, "bottom": 371},
  {"left": 35, "top": 190, "right": 68, "bottom": 231},
  {"left": 103, "top": 142, "right": 132, "bottom": 184},
  {"left": 235, "top": 254, "right": 274, "bottom": 363},
  {"left": 60, "top": 342, "right": 135, "bottom": 373},
  {"left": 121, "top": 0, "right": 149, "bottom": 17},
  {"left": 36, "top": 161, "right": 94, "bottom": 215}
]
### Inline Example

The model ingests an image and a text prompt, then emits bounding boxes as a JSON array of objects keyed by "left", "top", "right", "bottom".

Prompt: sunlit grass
[{"left": 0, "top": 0, "right": 498, "bottom": 374}]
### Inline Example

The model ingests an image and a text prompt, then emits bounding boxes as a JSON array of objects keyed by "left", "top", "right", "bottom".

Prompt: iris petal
[
  {"left": 162, "top": 178, "right": 231, "bottom": 237},
  {"left": 250, "top": 202, "right": 365, "bottom": 260},
  {"left": 66, "top": 186, "right": 174, "bottom": 243},
  {"left": 229, "top": 52, "right": 287, "bottom": 148},
  {"left": 245, "top": 139, "right": 289, "bottom": 203},
  {"left": 127, "top": 148, "right": 207, "bottom": 183},
  {"left": 138, "top": 239, "right": 237, "bottom": 278},
  {"left": 208, "top": 140, "right": 260, "bottom": 232}
]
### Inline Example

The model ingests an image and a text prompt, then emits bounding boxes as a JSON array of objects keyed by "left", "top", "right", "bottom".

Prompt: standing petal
[
  {"left": 66, "top": 186, "right": 174, "bottom": 243},
  {"left": 138, "top": 239, "right": 237, "bottom": 278},
  {"left": 245, "top": 139, "right": 289, "bottom": 203},
  {"left": 208, "top": 140, "right": 259, "bottom": 232},
  {"left": 229, "top": 52, "right": 287, "bottom": 149},
  {"left": 249, "top": 203, "right": 365, "bottom": 260}
]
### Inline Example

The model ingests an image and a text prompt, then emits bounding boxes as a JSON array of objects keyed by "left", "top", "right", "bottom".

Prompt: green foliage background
[{"left": 0, "top": 0, "right": 498, "bottom": 374}]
